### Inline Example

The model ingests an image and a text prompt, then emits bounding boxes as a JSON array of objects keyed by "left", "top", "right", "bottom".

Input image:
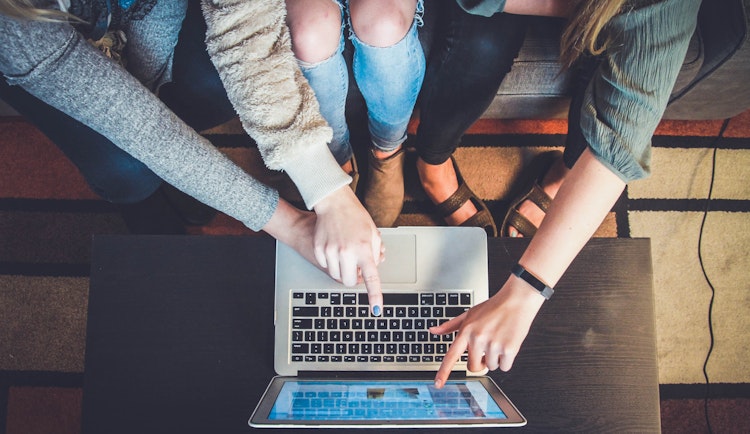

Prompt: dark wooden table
[{"left": 82, "top": 235, "right": 660, "bottom": 433}]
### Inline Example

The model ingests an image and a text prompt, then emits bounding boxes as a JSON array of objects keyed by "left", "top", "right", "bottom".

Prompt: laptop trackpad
[{"left": 378, "top": 234, "right": 417, "bottom": 284}]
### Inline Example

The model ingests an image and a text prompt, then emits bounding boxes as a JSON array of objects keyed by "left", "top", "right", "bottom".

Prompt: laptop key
[
  {"left": 460, "top": 293, "right": 471, "bottom": 305},
  {"left": 293, "top": 306, "right": 318, "bottom": 316},
  {"left": 448, "top": 293, "right": 460, "bottom": 305},
  {"left": 445, "top": 307, "right": 468, "bottom": 317},
  {"left": 383, "top": 293, "right": 418, "bottom": 305},
  {"left": 293, "top": 319, "right": 312, "bottom": 329},
  {"left": 305, "top": 293, "right": 316, "bottom": 305}
]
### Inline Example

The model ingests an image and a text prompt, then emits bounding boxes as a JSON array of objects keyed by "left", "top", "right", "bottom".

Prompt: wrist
[
  {"left": 511, "top": 263, "right": 555, "bottom": 300},
  {"left": 313, "top": 186, "right": 355, "bottom": 215}
]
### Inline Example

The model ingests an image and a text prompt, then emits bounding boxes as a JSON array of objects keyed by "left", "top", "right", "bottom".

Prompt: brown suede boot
[{"left": 363, "top": 148, "right": 406, "bottom": 227}]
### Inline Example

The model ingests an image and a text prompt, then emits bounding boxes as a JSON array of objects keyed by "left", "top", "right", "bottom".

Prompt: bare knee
[
  {"left": 286, "top": 0, "right": 342, "bottom": 63},
  {"left": 349, "top": 0, "right": 417, "bottom": 47}
]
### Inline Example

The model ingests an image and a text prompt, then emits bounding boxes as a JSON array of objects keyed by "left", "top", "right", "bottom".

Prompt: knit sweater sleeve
[
  {"left": 200, "top": 0, "right": 351, "bottom": 210},
  {"left": 579, "top": 0, "right": 701, "bottom": 182},
  {"left": 0, "top": 12, "right": 279, "bottom": 232}
]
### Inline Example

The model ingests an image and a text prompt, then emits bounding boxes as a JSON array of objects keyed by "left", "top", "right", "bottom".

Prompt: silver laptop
[{"left": 250, "top": 226, "right": 526, "bottom": 428}]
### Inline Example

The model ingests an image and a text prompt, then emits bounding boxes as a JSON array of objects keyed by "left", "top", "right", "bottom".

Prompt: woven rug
[{"left": 1, "top": 110, "right": 749, "bottom": 433}]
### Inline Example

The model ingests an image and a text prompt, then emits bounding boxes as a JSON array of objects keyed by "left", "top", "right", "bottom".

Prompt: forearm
[
  {"left": 201, "top": 0, "right": 350, "bottom": 209},
  {"left": 0, "top": 17, "right": 280, "bottom": 231},
  {"left": 518, "top": 148, "right": 625, "bottom": 290}
]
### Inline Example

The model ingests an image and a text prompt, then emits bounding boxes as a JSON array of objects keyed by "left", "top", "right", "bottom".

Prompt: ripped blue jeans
[{"left": 296, "top": 0, "right": 425, "bottom": 165}]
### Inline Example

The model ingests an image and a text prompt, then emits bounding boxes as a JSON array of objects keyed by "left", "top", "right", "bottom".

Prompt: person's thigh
[
  {"left": 0, "top": 78, "right": 162, "bottom": 203},
  {"left": 123, "top": 0, "right": 188, "bottom": 91}
]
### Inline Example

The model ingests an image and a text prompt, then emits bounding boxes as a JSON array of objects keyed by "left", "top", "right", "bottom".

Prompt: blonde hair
[
  {"left": 0, "top": 0, "right": 73, "bottom": 22},
  {"left": 560, "top": 0, "right": 628, "bottom": 68}
]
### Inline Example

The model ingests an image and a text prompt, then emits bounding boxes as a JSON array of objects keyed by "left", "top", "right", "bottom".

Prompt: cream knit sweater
[{"left": 202, "top": 0, "right": 351, "bottom": 209}]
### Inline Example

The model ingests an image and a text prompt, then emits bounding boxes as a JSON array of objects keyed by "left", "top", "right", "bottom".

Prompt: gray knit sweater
[{"left": 0, "top": 0, "right": 350, "bottom": 231}]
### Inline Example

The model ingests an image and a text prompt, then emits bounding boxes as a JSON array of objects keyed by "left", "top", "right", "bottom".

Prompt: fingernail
[
  {"left": 372, "top": 305, "right": 381, "bottom": 317},
  {"left": 434, "top": 379, "right": 442, "bottom": 388}
]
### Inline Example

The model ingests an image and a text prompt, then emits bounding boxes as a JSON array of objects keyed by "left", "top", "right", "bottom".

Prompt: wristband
[{"left": 511, "top": 263, "right": 554, "bottom": 300}]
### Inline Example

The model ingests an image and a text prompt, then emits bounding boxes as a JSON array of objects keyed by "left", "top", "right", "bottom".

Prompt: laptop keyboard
[{"left": 290, "top": 291, "right": 471, "bottom": 365}]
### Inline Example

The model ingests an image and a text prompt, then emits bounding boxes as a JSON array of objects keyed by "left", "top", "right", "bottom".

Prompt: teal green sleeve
[
  {"left": 579, "top": 0, "right": 701, "bottom": 182},
  {"left": 456, "top": 0, "right": 506, "bottom": 16}
]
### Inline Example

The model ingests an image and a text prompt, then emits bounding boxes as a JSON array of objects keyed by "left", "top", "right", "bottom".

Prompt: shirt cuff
[{"left": 280, "top": 142, "right": 352, "bottom": 210}]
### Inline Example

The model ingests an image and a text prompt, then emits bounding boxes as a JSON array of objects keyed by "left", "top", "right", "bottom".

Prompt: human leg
[
  {"left": 158, "top": 0, "right": 236, "bottom": 132},
  {"left": 0, "top": 0, "right": 223, "bottom": 231},
  {"left": 0, "top": 78, "right": 161, "bottom": 203},
  {"left": 502, "top": 55, "right": 601, "bottom": 237},
  {"left": 127, "top": 0, "right": 239, "bottom": 224},
  {"left": 414, "top": 4, "right": 527, "bottom": 232},
  {"left": 122, "top": 0, "right": 187, "bottom": 91},
  {"left": 286, "top": 0, "right": 354, "bottom": 170},
  {"left": 348, "top": 0, "right": 423, "bottom": 226},
  {"left": 0, "top": 78, "right": 189, "bottom": 234},
  {"left": 349, "top": 0, "right": 423, "bottom": 155}
]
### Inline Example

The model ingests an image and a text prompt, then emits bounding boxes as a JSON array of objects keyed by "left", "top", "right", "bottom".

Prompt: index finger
[
  {"left": 434, "top": 335, "right": 468, "bottom": 388},
  {"left": 359, "top": 258, "right": 383, "bottom": 317}
]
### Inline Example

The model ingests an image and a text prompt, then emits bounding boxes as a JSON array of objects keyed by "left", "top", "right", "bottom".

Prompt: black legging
[{"left": 414, "top": 2, "right": 528, "bottom": 165}]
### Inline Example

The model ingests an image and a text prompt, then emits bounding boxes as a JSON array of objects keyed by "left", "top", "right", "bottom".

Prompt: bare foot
[
  {"left": 508, "top": 156, "right": 569, "bottom": 237},
  {"left": 417, "top": 157, "right": 478, "bottom": 226}
]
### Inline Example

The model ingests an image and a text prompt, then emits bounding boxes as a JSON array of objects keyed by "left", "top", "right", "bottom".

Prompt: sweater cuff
[{"left": 281, "top": 143, "right": 352, "bottom": 210}]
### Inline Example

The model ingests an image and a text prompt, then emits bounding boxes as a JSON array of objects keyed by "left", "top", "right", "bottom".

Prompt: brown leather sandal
[
  {"left": 501, "top": 150, "right": 561, "bottom": 238},
  {"left": 433, "top": 156, "right": 498, "bottom": 237}
]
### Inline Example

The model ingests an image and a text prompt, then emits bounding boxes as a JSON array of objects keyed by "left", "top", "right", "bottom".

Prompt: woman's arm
[
  {"left": 200, "top": 0, "right": 384, "bottom": 312},
  {"left": 432, "top": 149, "right": 624, "bottom": 385},
  {"left": 0, "top": 12, "right": 280, "bottom": 232},
  {"left": 432, "top": 0, "right": 702, "bottom": 385}
]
